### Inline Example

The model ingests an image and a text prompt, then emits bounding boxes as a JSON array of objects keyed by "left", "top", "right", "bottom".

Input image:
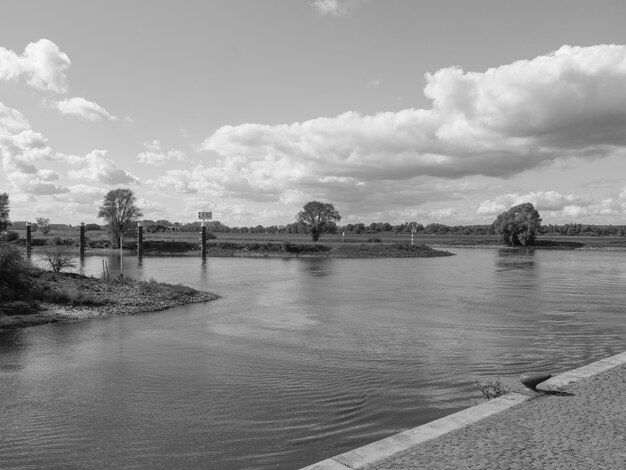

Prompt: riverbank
[
  {"left": 24, "top": 241, "right": 455, "bottom": 258},
  {"left": 302, "top": 351, "right": 626, "bottom": 469},
  {"left": 0, "top": 270, "right": 219, "bottom": 331}
]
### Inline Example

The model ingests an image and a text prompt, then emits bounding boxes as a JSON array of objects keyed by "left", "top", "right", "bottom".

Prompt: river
[{"left": 1, "top": 248, "right": 625, "bottom": 469}]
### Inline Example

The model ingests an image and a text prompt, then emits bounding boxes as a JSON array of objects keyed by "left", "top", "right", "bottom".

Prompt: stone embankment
[{"left": 303, "top": 351, "right": 626, "bottom": 470}]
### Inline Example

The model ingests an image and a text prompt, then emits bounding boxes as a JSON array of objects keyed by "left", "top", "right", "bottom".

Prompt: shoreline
[
  {"left": 0, "top": 272, "right": 219, "bottom": 332},
  {"left": 301, "top": 351, "right": 626, "bottom": 469}
]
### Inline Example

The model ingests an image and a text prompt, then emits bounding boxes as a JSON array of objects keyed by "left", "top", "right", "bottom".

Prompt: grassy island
[{"left": 0, "top": 240, "right": 219, "bottom": 331}]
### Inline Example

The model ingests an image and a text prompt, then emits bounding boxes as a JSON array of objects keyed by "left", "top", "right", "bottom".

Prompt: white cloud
[
  {"left": 137, "top": 140, "right": 187, "bottom": 166},
  {"left": 366, "top": 79, "right": 381, "bottom": 88},
  {"left": 68, "top": 149, "right": 138, "bottom": 185},
  {"left": 200, "top": 45, "right": 626, "bottom": 215},
  {"left": 476, "top": 190, "right": 626, "bottom": 223},
  {"left": 0, "top": 101, "right": 67, "bottom": 194},
  {"left": 0, "top": 39, "right": 70, "bottom": 93},
  {"left": 477, "top": 191, "right": 595, "bottom": 216},
  {"left": 312, "top": 0, "right": 360, "bottom": 16},
  {"left": 53, "top": 97, "right": 119, "bottom": 121}
]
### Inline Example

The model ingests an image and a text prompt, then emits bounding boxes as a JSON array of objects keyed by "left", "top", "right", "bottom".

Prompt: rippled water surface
[{"left": 1, "top": 249, "right": 626, "bottom": 469}]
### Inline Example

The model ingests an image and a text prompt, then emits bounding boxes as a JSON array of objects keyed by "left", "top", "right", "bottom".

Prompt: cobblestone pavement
[{"left": 373, "top": 365, "right": 626, "bottom": 470}]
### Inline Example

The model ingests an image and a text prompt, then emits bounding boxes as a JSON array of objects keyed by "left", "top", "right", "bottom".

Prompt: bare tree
[{"left": 42, "top": 245, "right": 76, "bottom": 273}]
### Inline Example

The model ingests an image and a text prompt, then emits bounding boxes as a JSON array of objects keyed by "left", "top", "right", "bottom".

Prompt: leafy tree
[
  {"left": 493, "top": 202, "right": 542, "bottom": 246},
  {"left": 296, "top": 201, "right": 342, "bottom": 242},
  {"left": 36, "top": 217, "right": 51, "bottom": 235},
  {"left": 97, "top": 188, "right": 143, "bottom": 248},
  {"left": 0, "top": 193, "right": 10, "bottom": 232}
]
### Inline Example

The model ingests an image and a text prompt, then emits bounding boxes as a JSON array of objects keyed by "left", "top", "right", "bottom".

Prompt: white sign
[{"left": 198, "top": 211, "right": 213, "bottom": 220}]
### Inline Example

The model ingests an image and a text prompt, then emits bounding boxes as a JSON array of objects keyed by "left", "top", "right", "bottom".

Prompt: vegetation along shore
[{"left": 0, "top": 240, "right": 219, "bottom": 331}]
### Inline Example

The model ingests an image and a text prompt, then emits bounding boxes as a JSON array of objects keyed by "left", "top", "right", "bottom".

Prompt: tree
[
  {"left": 97, "top": 188, "right": 143, "bottom": 248},
  {"left": 0, "top": 193, "right": 10, "bottom": 232},
  {"left": 296, "top": 201, "right": 342, "bottom": 242},
  {"left": 42, "top": 245, "right": 76, "bottom": 273},
  {"left": 493, "top": 202, "right": 542, "bottom": 246},
  {"left": 36, "top": 217, "right": 51, "bottom": 235}
]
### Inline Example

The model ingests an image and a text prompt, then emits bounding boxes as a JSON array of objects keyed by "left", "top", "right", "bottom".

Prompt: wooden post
[
  {"left": 137, "top": 221, "right": 143, "bottom": 257},
  {"left": 79, "top": 222, "right": 85, "bottom": 258},
  {"left": 26, "top": 222, "right": 32, "bottom": 256},
  {"left": 201, "top": 222, "right": 207, "bottom": 259}
]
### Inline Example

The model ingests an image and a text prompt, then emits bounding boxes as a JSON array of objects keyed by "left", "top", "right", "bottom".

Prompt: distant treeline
[
  {"left": 10, "top": 219, "right": 626, "bottom": 237},
  {"left": 138, "top": 220, "right": 626, "bottom": 237}
]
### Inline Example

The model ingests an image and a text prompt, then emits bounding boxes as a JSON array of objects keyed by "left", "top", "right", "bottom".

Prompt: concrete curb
[{"left": 300, "top": 351, "right": 626, "bottom": 470}]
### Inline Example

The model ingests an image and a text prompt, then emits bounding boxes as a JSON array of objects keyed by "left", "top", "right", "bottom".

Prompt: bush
[
  {"left": 42, "top": 245, "right": 76, "bottom": 273},
  {"left": 0, "top": 240, "right": 29, "bottom": 298},
  {"left": 476, "top": 377, "right": 510, "bottom": 400},
  {"left": 3, "top": 231, "right": 19, "bottom": 242},
  {"left": 51, "top": 236, "right": 74, "bottom": 246}
]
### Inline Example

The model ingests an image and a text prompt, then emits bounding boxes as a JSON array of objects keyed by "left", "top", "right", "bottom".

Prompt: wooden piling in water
[
  {"left": 26, "top": 222, "right": 32, "bottom": 255},
  {"left": 201, "top": 222, "right": 207, "bottom": 259},
  {"left": 137, "top": 221, "right": 143, "bottom": 256},
  {"left": 79, "top": 222, "right": 85, "bottom": 258}
]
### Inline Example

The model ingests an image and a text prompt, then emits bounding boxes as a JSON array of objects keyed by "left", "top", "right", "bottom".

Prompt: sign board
[{"left": 198, "top": 211, "right": 213, "bottom": 220}]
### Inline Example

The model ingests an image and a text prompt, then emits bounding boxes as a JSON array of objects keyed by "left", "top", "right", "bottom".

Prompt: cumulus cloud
[
  {"left": 53, "top": 97, "right": 119, "bottom": 121},
  {"left": 0, "top": 39, "right": 70, "bottom": 93},
  {"left": 200, "top": 44, "right": 626, "bottom": 214},
  {"left": 476, "top": 190, "right": 626, "bottom": 223},
  {"left": 312, "top": 0, "right": 361, "bottom": 16},
  {"left": 477, "top": 191, "right": 594, "bottom": 216},
  {"left": 0, "top": 101, "right": 68, "bottom": 194},
  {"left": 68, "top": 149, "right": 138, "bottom": 185},
  {"left": 137, "top": 140, "right": 187, "bottom": 166}
]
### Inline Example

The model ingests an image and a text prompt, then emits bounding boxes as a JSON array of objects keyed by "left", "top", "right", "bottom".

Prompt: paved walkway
[{"left": 303, "top": 352, "right": 626, "bottom": 470}]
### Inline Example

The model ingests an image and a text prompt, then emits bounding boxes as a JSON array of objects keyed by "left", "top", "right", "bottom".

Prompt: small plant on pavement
[{"left": 476, "top": 377, "right": 510, "bottom": 400}]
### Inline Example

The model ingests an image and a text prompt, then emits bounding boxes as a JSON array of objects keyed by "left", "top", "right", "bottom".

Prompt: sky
[{"left": 1, "top": 0, "right": 626, "bottom": 227}]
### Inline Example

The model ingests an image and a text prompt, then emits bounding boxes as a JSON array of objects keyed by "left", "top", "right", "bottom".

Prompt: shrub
[
  {"left": 476, "top": 377, "right": 510, "bottom": 400},
  {"left": 42, "top": 245, "right": 76, "bottom": 273},
  {"left": 0, "top": 240, "right": 29, "bottom": 298},
  {"left": 3, "top": 231, "right": 19, "bottom": 242}
]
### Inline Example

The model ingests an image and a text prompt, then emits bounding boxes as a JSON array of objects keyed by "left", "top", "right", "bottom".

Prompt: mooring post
[
  {"left": 201, "top": 221, "right": 207, "bottom": 260},
  {"left": 26, "top": 222, "right": 32, "bottom": 256},
  {"left": 79, "top": 222, "right": 86, "bottom": 258},
  {"left": 137, "top": 221, "right": 143, "bottom": 257}
]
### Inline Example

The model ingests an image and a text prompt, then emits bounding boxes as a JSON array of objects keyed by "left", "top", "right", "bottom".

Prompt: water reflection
[
  {"left": 299, "top": 257, "right": 334, "bottom": 277},
  {"left": 495, "top": 248, "right": 536, "bottom": 271}
]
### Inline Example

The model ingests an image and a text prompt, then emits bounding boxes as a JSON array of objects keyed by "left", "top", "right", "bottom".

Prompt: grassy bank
[
  {"left": 11, "top": 226, "right": 626, "bottom": 252},
  {"left": 0, "top": 240, "right": 219, "bottom": 331}
]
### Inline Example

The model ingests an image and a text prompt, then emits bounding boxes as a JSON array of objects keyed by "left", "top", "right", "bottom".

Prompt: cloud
[
  {"left": 366, "top": 79, "right": 381, "bottom": 88},
  {"left": 312, "top": 0, "right": 361, "bottom": 16},
  {"left": 68, "top": 149, "right": 138, "bottom": 185},
  {"left": 476, "top": 190, "right": 626, "bottom": 223},
  {"left": 137, "top": 140, "right": 187, "bottom": 166},
  {"left": 0, "top": 101, "right": 68, "bottom": 194},
  {"left": 0, "top": 39, "right": 70, "bottom": 93},
  {"left": 200, "top": 45, "right": 626, "bottom": 214},
  {"left": 477, "top": 191, "right": 594, "bottom": 216},
  {"left": 53, "top": 97, "right": 119, "bottom": 121}
]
